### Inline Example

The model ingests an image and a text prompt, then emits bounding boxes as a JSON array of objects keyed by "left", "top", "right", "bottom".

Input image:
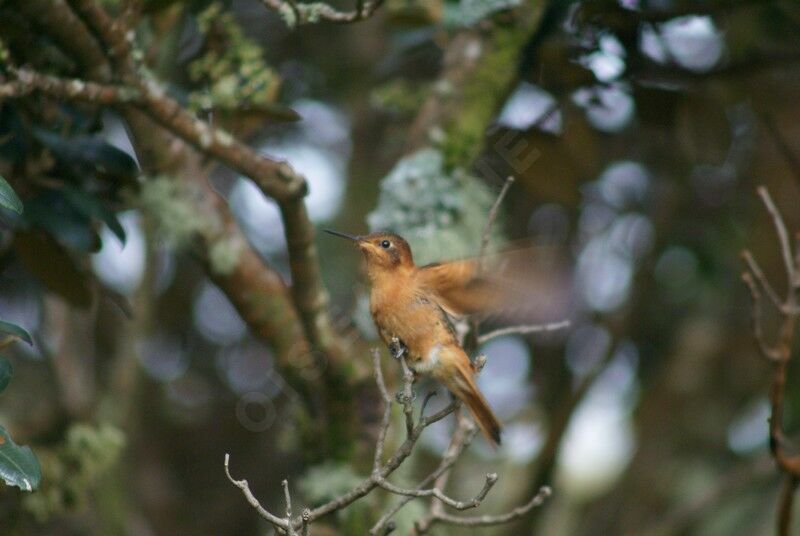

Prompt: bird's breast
[{"left": 369, "top": 281, "right": 456, "bottom": 371}]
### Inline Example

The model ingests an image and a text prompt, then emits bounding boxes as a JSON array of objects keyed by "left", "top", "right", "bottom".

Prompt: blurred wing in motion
[
  {"left": 418, "top": 259, "right": 500, "bottom": 316},
  {"left": 417, "top": 244, "right": 571, "bottom": 322}
]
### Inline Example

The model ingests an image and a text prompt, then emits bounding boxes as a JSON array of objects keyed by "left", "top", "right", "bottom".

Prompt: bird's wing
[
  {"left": 417, "top": 259, "right": 505, "bottom": 317},
  {"left": 417, "top": 245, "right": 570, "bottom": 320}
]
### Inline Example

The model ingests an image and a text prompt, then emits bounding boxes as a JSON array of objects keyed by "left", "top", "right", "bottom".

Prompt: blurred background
[{"left": 0, "top": 0, "right": 799, "bottom": 533}]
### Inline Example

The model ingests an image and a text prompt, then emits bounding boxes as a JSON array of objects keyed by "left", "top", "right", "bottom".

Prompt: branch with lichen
[
  {"left": 2, "top": 0, "right": 369, "bottom": 454},
  {"left": 258, "top": 0, "right": 386, "bottom": 28},
  {"left": 406, "top": 2, "right": 546, "bottom": 170},
  {"left": 1, "top": 0, "right": 354, "bottom": 373},
  {"left": 741, "top": 186, "right": 800, "bottom": 536}
]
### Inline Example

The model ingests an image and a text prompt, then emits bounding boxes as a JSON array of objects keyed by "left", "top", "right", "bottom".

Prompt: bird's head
[{"left": 324, "top": 230, "right": 414, "bottom": 274}]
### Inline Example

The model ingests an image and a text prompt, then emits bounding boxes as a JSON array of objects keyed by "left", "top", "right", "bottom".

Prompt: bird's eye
[{"left": 380, "top": 240, "right": 391, "bottom": 249}]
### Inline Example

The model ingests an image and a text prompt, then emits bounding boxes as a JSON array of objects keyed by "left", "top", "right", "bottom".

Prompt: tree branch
[
  {"left": 258, "top": 0, "right": 385, "bottom": 26},
  {"left": 224, "top": 453, "right": 291, "bottom": 531},
  {"left": 742, "top": 185, "right": 800, "bottom": 536},
  {"left": 478, "top": 319, "right": 571, "bottom": 344},
  {"left": 375, "top": 472, "right": 498, "bottom": 512},
  {"left": 6, "top": 0, "right": 111, "bottom": 81},
  {"left": 413, "top": 485, "right": 552, "bottom": 533},
  {"left": 479, "top": 175, "right": 515, "bottom": 261},
  {"left": 741, "top": 249, "right": 784, "bottom": 311},
  {"left": 228, "top": 347, "right": 551, "bottom": 532},
  {"left": 369, "top": 416, "right": 477, "bottom": 534},
  {"left": 1, "top": 12, "right": 356, "bottom": 383},
  {"left": 5, "top": 0, "right": 365, "bottom": 452},
  {"left": 7, "top": 0, "right": 345, "bottom": 365}
]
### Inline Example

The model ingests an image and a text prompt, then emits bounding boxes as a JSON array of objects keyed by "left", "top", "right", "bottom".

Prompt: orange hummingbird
[{"left": 325, "top": 229, "right": 503, "bottom": 446}]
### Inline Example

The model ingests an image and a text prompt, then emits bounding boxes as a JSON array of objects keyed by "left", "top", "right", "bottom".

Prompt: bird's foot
[{"left": 389, "top": 337, "right": 407, "bottom": 360}]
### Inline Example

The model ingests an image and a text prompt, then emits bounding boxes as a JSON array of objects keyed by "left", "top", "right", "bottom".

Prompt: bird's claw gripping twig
[{"left": 389, "top": 337, "right": 407, "bottom": 360}]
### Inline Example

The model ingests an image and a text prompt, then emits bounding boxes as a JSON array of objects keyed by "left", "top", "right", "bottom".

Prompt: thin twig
[
  {"left": 368, "top": 350, "right": 499, "bottom": 513},
  {"left": 742, "top": 185, "right": 800, "bottom": 536},
  {"left": 415, "top": 486, "right": 552, "bottom": 532},
  {"left": 224, "top": 454, "right": 290, "bottom": 531},
  {"left": 398, "top": 352, "right": 416, "bottom": 438},
  {"left": 369, "top": 418, "right": 477, "bottom": 534},
  {"left": 428, "top": 413, "right": 472, "bottom": 519},
  {"left": 418, "top": 391, "right": 438, "bottom": 421},
  {"left": 301, "top": 509, "right": 311, "bottom": 536},
  {"left": 372, "top": 349, "right": 393, "bottom": 471},
  {"left": 757, "top": 186, "right": 797, "bottom": 296},
  {"left": 478, "top": 319, "right": 571, "bottom": 344},
  {"left": 779, "top": 476, "right": 800, "bottom": 536},
  {"left": 741, "top": 249, "right": 783, "bottom": 310},
  {"left": 226, "top": 349, "right": 459, "bottom": 532},
  {"left": 479, "top": 175, "right": 515, "bottom": 261},
  {"left": 283, "top": 480, "right": 296, "bottom": 536},
  {"left": 741, "top": 271, "right": 781, "bottom": 361},
  {"left": 376, "top": 473, "right": 498, "bottom": 511}
]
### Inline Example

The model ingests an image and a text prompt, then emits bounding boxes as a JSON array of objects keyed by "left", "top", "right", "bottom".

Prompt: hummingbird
[{"left": 325, "top": 229, "right": 502, "bottom": 446}]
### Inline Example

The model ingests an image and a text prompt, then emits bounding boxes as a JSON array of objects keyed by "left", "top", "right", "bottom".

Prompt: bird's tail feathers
[{"left": 442, "top": 349, "right": 502, "bottom": 447}]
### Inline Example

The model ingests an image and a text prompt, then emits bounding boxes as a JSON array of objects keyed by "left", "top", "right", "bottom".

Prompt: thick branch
[
  {"left": 66, "top": 0, "right": 138, "bottom": 76},
  {"left": 0, "top": 60, "right": 349, "bottom": 384},
  {"left": 205, "top": 226, "right": 311, "bottom": 368},
  {"left": 0, "top": 67, "right": 305, "bottom": 200},
  {"left": 6, "top": 0, "right": 362, "bottom": 445},
  {"left": 7, "top": 59, "right": 316, "bottom": 384},
  {"left": 7, "top": 0, "right": 111, "bottom": 81}
]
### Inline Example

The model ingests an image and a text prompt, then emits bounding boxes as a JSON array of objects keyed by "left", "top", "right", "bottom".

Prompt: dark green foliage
[
  {"left": 0, "top": 426, "right": 41, "bottom": 492},
  {"left": 32, "top": 129, "right": 138, "bottom": 182},
  {"left": 0, "top": 175, "right": 23, "bottom": 214},
  {"left": 0, "top": 321, "right": 40, "bottom": 492}
]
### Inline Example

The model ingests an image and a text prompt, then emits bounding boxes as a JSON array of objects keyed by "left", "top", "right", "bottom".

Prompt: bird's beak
[{"left": 323, "top": 229, "right": 360, "bottom": 242}]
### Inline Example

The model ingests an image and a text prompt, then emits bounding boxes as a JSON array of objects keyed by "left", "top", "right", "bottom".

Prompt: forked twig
[
  {"left": 227, "top": 347, "right": 551, "bottom": 534},
  {"left": 741, "top": 185, "right": 800, "bottom": 536},
  {"left": 478, "top": 319, "right": 571, "bottom": 344}
]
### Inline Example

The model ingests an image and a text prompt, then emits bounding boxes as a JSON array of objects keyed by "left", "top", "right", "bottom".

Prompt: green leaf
[
  {"left": 0, "top": 357, "right": 11, "bottom": 393},
  {"left": 0, "top": 426, "right": 41, "bottom": 491},
  {"left": 60, "top": 187, "right": 126, "bottom": 244},
  {"left": 0, "top": 320, "right": 32, "bottom": 346},
  {"left": 0, "top": 175, "right": 23, "bottom": 214},
  {"left": 33, "top": 129, "right": 138, "bottom": 179},
  {"left": 24, "top": 193, "right": 101, "bottom": 252}
]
